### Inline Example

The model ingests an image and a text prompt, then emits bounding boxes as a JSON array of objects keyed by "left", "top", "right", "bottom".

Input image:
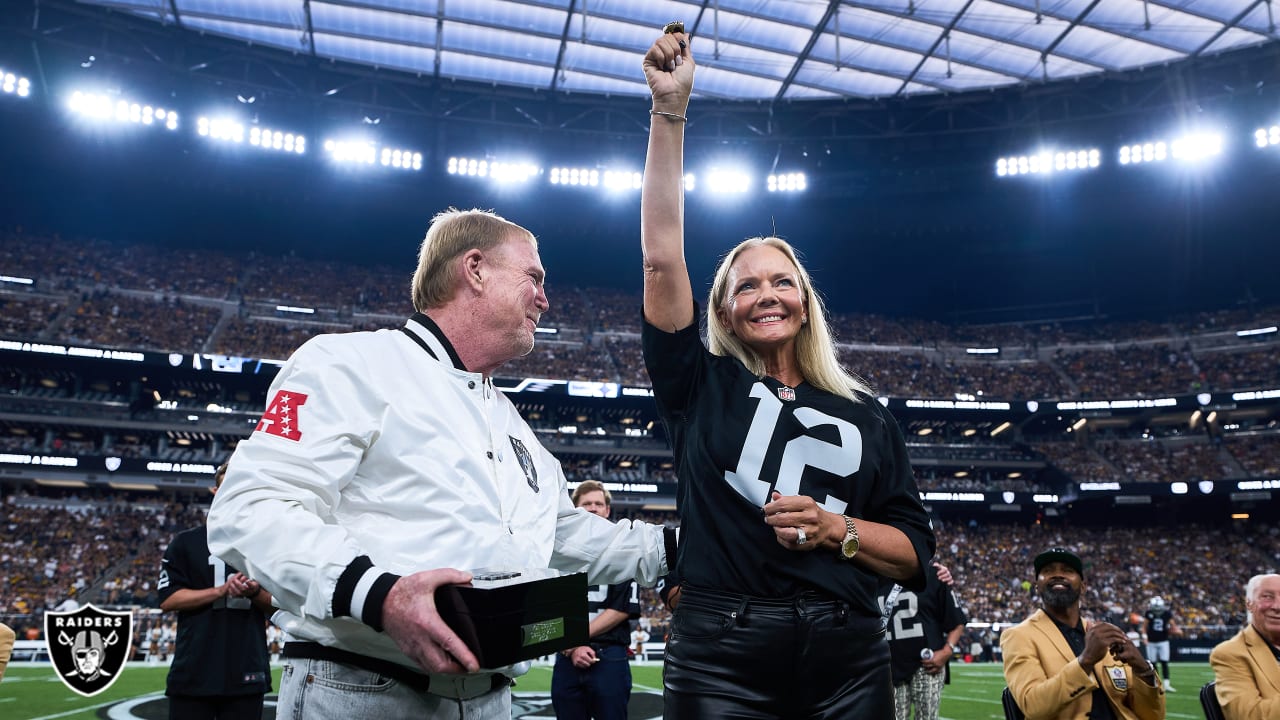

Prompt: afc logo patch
[
  {"left": 45, "top": 604, "right": 133, "bottom": 697},
  {"left": 509, "top": 436, "right": 539, "bottom": 492},
  {"left": 256, "top": 390, "right": 308, "bottom": 441}
]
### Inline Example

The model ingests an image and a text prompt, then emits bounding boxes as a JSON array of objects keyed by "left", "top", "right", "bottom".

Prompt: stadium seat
[
  {"left": 1002, "top": 687, "right": 1026, "bottom": 720},
  {"left": 1200, "top": 681, "right": 1225, "bottom": 720}
]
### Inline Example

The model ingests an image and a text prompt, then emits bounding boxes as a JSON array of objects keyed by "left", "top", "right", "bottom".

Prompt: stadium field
[{"left": 1, "top": 661, "right": 1214, "bottom": 719}]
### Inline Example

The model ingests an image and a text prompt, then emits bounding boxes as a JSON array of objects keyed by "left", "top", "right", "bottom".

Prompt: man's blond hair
[{"left": 411, "top": 208, "right": 537, "bottom": 311}]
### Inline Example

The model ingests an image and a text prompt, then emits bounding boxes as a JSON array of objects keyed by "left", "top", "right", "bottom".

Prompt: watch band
[{"left": 841, "top": 515, "right": 859, "bottom": 559}]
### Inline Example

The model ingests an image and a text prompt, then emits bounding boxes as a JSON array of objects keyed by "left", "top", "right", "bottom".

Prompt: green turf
[{"left": 0, "top": 662, "right": 1213, "bottom": 719}]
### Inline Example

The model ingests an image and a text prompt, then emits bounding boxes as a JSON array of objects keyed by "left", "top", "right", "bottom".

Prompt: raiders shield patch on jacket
[{"left": 510, "top": 436, "right": 539, "bottom": 492}]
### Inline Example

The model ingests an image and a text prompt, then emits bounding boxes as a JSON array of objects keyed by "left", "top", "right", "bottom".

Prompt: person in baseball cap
[
  {"left": 1034, "top": 547, "right": 1084, "bottom": 577},
  {"left": 1001, "top": 546, "right": 1164, "bottom": 719}
]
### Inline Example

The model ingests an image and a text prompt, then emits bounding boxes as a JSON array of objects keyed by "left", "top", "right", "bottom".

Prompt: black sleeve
[
  {"left": 604, "top": 581, "right": 641, "bottom": 619},
  {"left": 868, "top": 402, "right": 936, "bottom": 592},
  {"left": 641, "top": 304, "right": 705, "bottom": 416},
  {"left": 157, "top": 530, "right": 197, "bottom": 605}
]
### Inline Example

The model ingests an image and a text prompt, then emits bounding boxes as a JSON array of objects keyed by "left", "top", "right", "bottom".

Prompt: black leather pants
[{"left": 663, "top": 585, "right": 893, "bottom": 719}]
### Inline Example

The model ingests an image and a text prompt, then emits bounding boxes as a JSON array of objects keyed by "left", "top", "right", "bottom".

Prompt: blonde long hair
[{"left": 706, "top": 236, "right": 872, "bottom": 402}]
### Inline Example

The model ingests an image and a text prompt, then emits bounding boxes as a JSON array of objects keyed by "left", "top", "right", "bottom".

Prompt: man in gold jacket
[
  {"left": 1001, "top": 548, "right": 1164, "bottom": 720},
  {"left": 1210, "top": 573, "right": 1280, "bottom": 720}
]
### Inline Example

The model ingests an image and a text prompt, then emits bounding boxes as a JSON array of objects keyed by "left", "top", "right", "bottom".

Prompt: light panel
[
  {"left": 1119, "top": 133, "right": 1222, "bottom": 165},
  {"left": 379, "top": 146, "right": 421, "bottom": 170},
  {"left": 767, "top": 173, "right": 807, "bottom": 192},
  {"left": 706, "top": 169, "right": 751, "bottom": 194},
  {"left": 602, "top": 170, "right": 642, "bottom": 191},
  {"left": 324, "top": 139, "right": 376, "bottom": 165},
  {"left": 549, "top": 167, "right": 599, "bottom": 186},
  {"left": 67, "top": 90, "right": 179, "bottom": 130},
  {"left": 1, "top": 69, "right": 31, "bottom": 98},
  {"left": 446, "top": 156, "right": 539, "bottom": 183},
  {"left": 251, "top": 126, "right": 306, "bottom": 155},
  {"left": 996, "top": 149, "right": 1100, "bottom": 177},
  {"left": 1255, "top": 126, "right": 1280, "bottom": 147}
]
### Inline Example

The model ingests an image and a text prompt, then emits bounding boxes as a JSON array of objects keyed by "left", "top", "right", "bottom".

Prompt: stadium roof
[{"left": 74, "top": 0, "right": 1278, "bottom": 102}]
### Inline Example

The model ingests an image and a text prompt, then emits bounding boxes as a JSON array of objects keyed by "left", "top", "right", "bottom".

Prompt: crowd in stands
[
  {"left": 3, "top": 485, "right": 1276, "bottom": 652},
  {"left": 939, "top": 520, "right": 1280, "bottom": 637},
  {"left": 2, "top": 229, "right": 1278, "bottom": 400},
  {"left": 0, "top": 486, "right": 206, "bottom": 635}
]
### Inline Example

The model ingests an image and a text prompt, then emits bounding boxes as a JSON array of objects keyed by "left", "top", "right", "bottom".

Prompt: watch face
[{"left": 842, "top": 537, "right": 858, "bottom": 558}]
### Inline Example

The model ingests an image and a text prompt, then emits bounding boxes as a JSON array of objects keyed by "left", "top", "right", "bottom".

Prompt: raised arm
[{"left": 641, "top": 28, "right": 697, "bottom": 333}]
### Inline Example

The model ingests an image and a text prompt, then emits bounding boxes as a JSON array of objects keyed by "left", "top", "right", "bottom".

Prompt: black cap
[{"left": 1034, "top": 547, "right": 1084, "bottom": 576}]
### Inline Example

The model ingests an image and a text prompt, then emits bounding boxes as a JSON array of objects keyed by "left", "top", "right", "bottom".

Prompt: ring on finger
[{"left": 796, "top": 527, "right": 808, "bottom": 545}]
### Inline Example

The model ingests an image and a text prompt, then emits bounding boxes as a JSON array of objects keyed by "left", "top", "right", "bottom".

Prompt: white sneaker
[{"left": 1163, "top": 680, "right": 1176, "bottom": 692}]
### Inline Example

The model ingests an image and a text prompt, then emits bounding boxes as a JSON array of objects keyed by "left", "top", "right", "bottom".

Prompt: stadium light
[
  {"left": 1255, "top": 126, "right": 1280, "bottom": 148},
  {"left": 251, "top": 126, "right": 306, "bottom": 155},
  {"left": 379, "top": 146, "right": 421, "bottom": 170},
  {"left": 199, "top": 117, "right": 305, "bottom": 154},
  {"left": 996, "top": 149, "right": 1100, "bottom": 177},
  {"left": 1118, "top": 141, "right": 1167, "bottom": 165},
  {"left": 1119, "top": 132, "right": 1222, "bottom": 165},
  {"left": 1170, "top": 132, "right": 1223, "bottom": 161},
  {"left": 602, "top": 170, "right": 642, "bottom": 191},
  {"left": 767, "top": 172, "right": 807, "bottom": 192},
  {"left": 323, "top": 138, "right": 376, "bottom": 165},
  {"left": 1, "top": 69, "right": 31, "bottom": 98},
  {"left": 706, "top": 168, "right": 751, "bottom": 194},
  {"left": 549, "top": 167, "right": 599, "bottom": 187},
  {"left": 447, "top": 156, "right": 539, "bottom": 183},
  {"left": 67, "top": 90, "right": 179, "bottom": 130},
  {"left": 197, "top": 116, "right": 245, "bottom": 143}
]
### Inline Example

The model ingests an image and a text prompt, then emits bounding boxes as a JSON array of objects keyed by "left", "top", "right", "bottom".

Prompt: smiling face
[
  {"left": 1036, "top": 561, "right": 1084, "bottom": 611},
  {"left": 483, "top": 234, "right": 549, "bottom": 361},
  {"left": 1247, "top": 574, "right": 1280, "bottom": 644},
  {"left": 715, "top": 245, "right": 807, "bottom": 355}
]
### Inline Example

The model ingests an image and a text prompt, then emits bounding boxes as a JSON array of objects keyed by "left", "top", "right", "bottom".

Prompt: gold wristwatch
[{"left": 839, "top": 516, "right": 860, "bottom": 560}]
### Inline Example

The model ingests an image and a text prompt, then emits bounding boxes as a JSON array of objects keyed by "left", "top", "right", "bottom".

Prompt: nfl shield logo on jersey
[
  {"left": 509, "top": 436, "right": 539, "bottom": 492},
  {"left": 45, "top": 604, "right": 133, "bottom": 697}
]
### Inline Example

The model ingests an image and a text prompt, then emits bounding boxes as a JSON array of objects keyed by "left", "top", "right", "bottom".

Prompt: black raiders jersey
[
  {"left": 589, "top": 581, "right": 641, "bottom": 647},
  {"left": 1144, "top": 609, "right": 1174, "bottom": 642},
  {"left": 881, "top": 572, "right": 968, "bottom": 684},
  {"left": 642, "top": 311, "right": 935, "bottom": 615},
  {"left": 158, "top": 527, "right": 271, "bottom": 697}
]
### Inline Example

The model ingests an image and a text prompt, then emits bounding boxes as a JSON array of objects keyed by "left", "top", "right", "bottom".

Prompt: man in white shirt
[{"left": 208, "top": 208, "right": 675, "bottom": 719}]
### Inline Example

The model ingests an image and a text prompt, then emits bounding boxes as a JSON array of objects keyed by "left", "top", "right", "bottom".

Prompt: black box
[{"left": 435, "top": 568, "right": 588, "bottom": 669}]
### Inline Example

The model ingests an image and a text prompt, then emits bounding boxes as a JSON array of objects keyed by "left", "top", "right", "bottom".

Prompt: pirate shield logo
[
  {"left": 509, "top": 436, "right": 539, "bottom": 492},
  {"left": 45, "top": 603, "right": 132, "bottom": 697}
]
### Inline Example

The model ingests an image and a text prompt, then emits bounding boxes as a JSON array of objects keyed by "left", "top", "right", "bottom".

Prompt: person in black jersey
[
  {"left": 641, "top": 29, "right": 936, "bottom": 719},
  {"left": 883, "top": 561, "right": 968, "bottom": 720},
  {"left": 158, "top": 463, "right": 273, "bottom": 720},
  {"left": 551, "top": 480, "right": 642, "bottom": 720},
  {"left": 1141, "top": 596, "right": 1180, "bottom": 691}
]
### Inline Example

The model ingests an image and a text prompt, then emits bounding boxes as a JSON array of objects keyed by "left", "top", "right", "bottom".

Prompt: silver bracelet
[{"left": 650, "top": 109, "right": 687, "bottom": 122}]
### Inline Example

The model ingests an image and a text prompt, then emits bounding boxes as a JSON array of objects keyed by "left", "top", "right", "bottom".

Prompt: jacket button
[
  {"left": 468, "top": 381, "right": 476, "bottom": 389},
  {"left": 486, "top": 451, "right": 494, "bottom": 459}
]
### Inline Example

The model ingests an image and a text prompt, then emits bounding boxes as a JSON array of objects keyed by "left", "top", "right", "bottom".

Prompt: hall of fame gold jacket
[
  {"left": 1001, "top": 609, "right": 1165, "bottom": 720},
  {"left": 1210, "top": 624, "right": 1280, "bottom": 720}
]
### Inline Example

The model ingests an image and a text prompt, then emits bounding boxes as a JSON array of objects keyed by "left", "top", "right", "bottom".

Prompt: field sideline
[{"left": 1, "top": 661, "right": 1215, "bottom": 719}]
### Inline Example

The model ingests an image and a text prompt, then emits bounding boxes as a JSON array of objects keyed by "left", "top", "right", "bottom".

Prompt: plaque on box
[{"left": 435, "top": 568, "right": 587, "bottom": 669}]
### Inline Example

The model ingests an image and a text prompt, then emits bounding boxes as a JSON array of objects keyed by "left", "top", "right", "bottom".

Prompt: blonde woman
[{"left": 640, "top": 28, "right": 936, "bottom": 718}]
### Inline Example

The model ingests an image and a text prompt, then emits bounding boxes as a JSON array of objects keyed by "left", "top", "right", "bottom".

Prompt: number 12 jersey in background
[{"left": 158, "top": 527, "right": 271, "bottom": 697}]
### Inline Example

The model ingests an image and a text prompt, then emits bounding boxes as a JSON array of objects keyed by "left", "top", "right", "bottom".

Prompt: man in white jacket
[{"left": 208, "top": 208, "right": 675, "bottom": 719}]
